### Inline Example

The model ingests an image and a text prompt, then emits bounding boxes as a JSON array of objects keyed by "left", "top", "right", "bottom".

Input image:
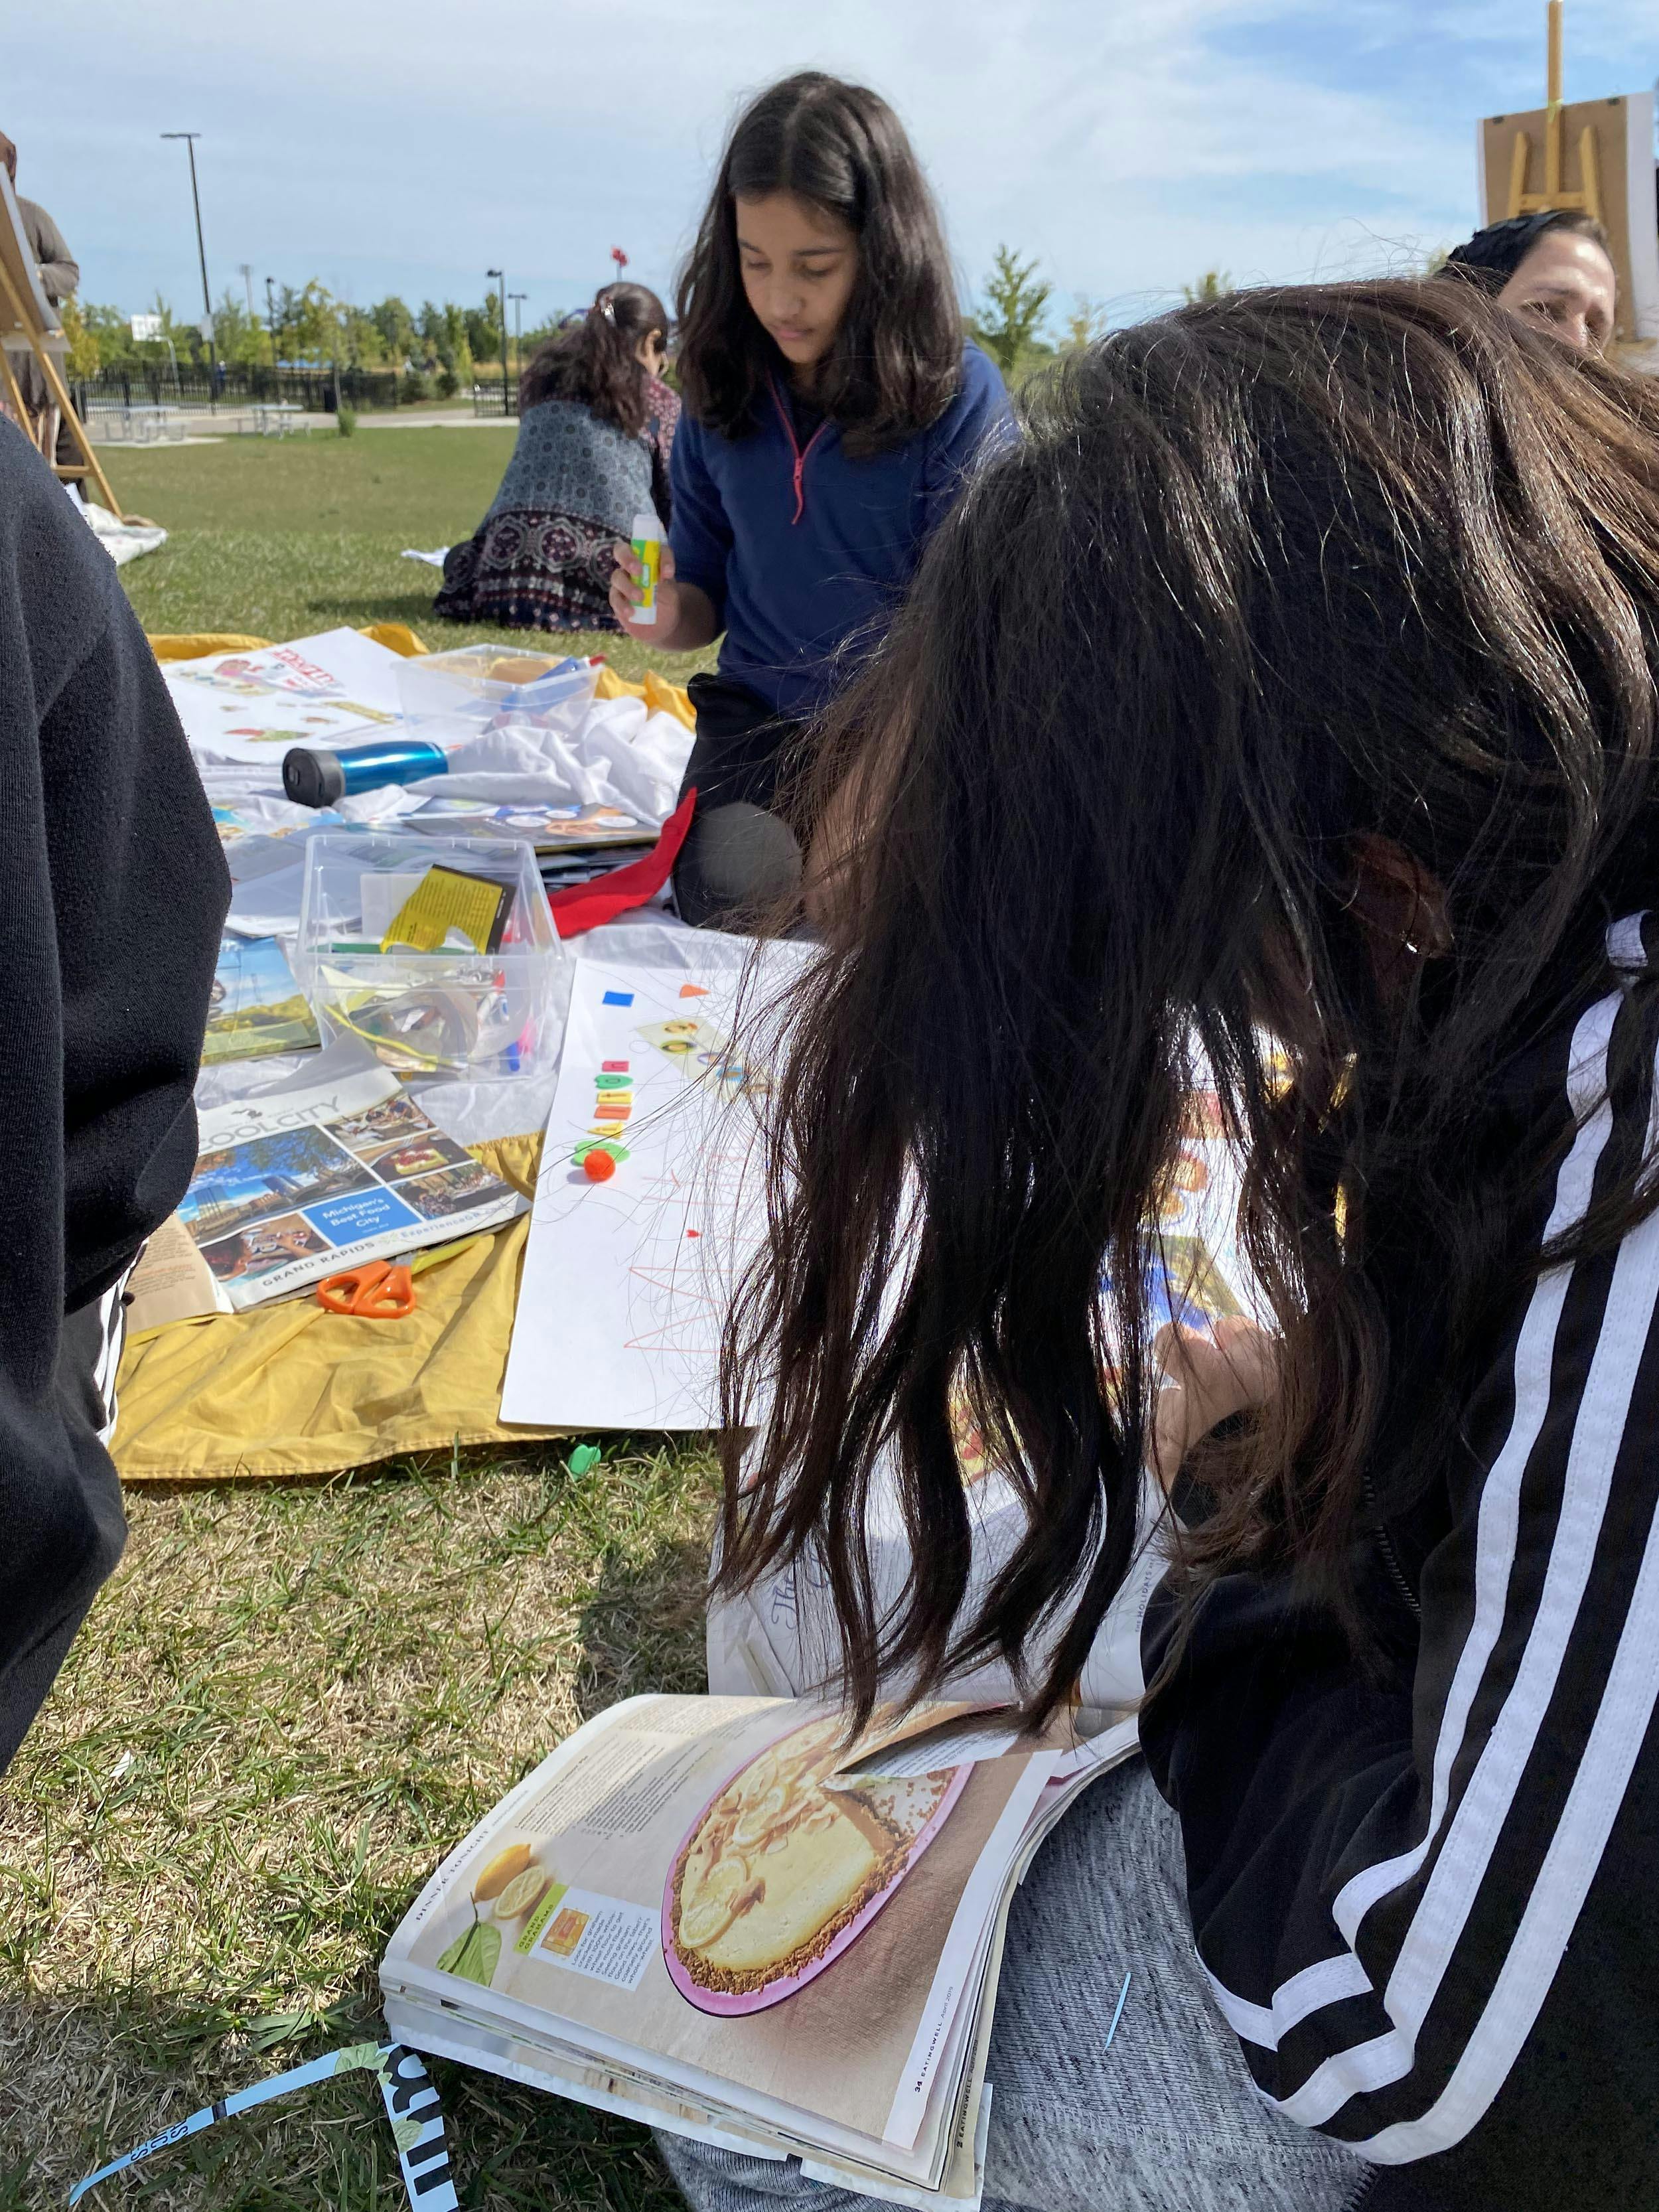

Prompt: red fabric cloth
[{"left": 547, "top": 786, "right": 695, "bottom": 938}]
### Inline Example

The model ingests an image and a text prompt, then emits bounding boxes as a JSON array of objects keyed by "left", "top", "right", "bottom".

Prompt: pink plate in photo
[{"left": 660, "top": 1741, "right": 972, "bottom": 2016}]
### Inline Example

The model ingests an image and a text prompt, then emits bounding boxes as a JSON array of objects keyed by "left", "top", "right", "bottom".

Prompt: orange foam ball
[{"left": 583, "top": 1149, "right": 617, "bottom": 1183}]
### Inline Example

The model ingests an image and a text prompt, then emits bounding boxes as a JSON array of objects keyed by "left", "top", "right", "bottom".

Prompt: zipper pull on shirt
[{"left": 770, "top": 374, "right": 828, "bottom": 526}]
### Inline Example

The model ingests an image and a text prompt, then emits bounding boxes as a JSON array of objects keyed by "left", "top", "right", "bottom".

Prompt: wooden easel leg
[
  {"left": 0, "top": 342, "right": 28, "bottom": 429},
  {"left": 1508, "top": 131, "right": 1530, "bottom": 217},
  {"left": 33, "top": 350, "right": 120, "bottom": 514},
  {"left": 1579, "top": 127, "right": 1603, "bottom": 224},
  {"left": 0, "top": 258, "right": 123, "bottom": 516}
]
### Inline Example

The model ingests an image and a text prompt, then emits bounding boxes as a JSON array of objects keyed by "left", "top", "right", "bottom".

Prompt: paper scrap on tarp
[
  {"left": 74, "top": 488, "right": 167, "bottom": 567},
  {"left": 113, "top": 1134, "right": 563, "bottom": 1482},
  {"left": 70, "top": 2041, "right": 455, "bottom": 2210},
  {"left": 204, "top": 934, "right": 320, "bottom": 1063}
]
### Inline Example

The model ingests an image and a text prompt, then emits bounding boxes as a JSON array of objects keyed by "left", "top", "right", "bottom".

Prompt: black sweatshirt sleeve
[
  {"left": 1141, "top": 913, "right": 1659, "bottom": 2209},
  {"left": 0, "top": 423, "right": 227, "bottom": 1767}
]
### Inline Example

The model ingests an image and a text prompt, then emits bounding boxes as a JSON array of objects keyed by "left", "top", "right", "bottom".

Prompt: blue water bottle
[{"left": 283, "top": 736, "right": 450, "bottom": 806}]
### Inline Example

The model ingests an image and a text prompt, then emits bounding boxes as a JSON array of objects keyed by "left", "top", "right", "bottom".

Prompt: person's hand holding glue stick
[{"left": 609, "top": 524, "right": 719, "bottom": 652}]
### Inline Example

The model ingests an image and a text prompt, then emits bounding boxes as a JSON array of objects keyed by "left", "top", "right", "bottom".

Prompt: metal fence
[{"left": 68, "top": 364, "right": 406, "bottom": 416}]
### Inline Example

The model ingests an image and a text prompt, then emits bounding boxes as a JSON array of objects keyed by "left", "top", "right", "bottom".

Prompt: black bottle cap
[{"left": 283, "top": 747, "right": 345, "bottom": 806}]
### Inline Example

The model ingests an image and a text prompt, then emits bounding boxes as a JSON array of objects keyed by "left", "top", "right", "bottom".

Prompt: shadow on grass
[
  {"left": 0, "top": 1985, "right": 685, "bottom": 2212},
  {"left": 571, "top": 1525, "right": 711, "bottom": 1723}
]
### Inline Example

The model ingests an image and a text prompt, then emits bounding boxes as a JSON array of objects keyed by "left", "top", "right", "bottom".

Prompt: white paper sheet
[
  {"left": 500, "top": 926, "right": 808, "bottom": 1430},
  {"left": 166, "top": 627, "right": 408, "bottom": 763}
]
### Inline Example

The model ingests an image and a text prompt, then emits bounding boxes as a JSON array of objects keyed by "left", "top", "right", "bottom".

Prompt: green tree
[
  {"left": 338, "top": 303, "right": 384, "bottom": 368},
  {"left": 371, "top": 295, "right": 417, "bottom": 366},
  {"left": 1062, "top": 294, "right": 1111, "bottom": 351},
  {"left": 208, "top": 286, "right": 267, "bottom": 368},
  {"left": 60, "top": 297, "right": 102, "bottom": 378},
  {"left": 974, "top": 246, "right": 1053, "bottom": 381},
  {"left": 291, "top": 280, "right": 338, "bottom": 364},
  {"left": 462, "top": 301, "right": 500, "bottom": 366},
  {"left": 1181, "top": 269, "right": 1232, "bottom": 305}
]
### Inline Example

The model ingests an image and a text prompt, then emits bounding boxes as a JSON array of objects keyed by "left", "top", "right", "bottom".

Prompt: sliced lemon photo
[
  {"left": 733, "top": 1785, "right": 789, "bottom": 1849},
  {"left": 679, "top": 1895, "right": 738, "bottom": 1951},
  {"left": 493, "top": 1867, "right": 550, "bottom": 1922},
  {"left": 472, "top": 1842, "right": 533, "bottom": 1902}
]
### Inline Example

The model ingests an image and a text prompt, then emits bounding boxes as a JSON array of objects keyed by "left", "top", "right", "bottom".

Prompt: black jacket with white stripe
[
  {"left": 1143, "top": 915, "right": 1659, "bottom": 2210},
  {"left": 0, "top": 425, "right": 227, "bottom": 1769}
]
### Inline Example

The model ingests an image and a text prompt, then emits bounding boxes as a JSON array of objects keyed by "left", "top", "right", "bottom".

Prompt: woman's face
[
  {"left": 733, "top": 192, "right": 859, "bottom": 376},
  {"left": 1498, "top": 230, "right": 1617, "bottom": 353}
]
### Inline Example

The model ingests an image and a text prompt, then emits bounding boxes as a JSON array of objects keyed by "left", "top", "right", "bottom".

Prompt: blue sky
[{"left": 14, "top": 1, "right": 1657, "bottom": 331}]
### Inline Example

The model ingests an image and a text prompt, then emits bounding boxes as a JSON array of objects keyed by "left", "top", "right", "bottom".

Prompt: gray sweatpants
[{"left": 656, "top": 1759, "right": 1371, "bottom": 2212}]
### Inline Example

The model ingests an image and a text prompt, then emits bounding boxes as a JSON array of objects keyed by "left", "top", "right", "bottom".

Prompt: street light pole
[
  {"left": 508, "top": 291, "right": 526, "bottom": 412},
  {"left": 486, "top": 267, "right": 507, "bottom": 415},
  {"left": 265, "top": 276, "right": 278, "bottom": 390},
  {"left": 161, "top": 132, "right": 216, "bottom": 403}
]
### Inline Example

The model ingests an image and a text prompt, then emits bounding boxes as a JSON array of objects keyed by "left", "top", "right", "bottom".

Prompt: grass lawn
[
  {"left": 104, "top": 427, "right": 717, "bottom": 684},
  {"left": 0, "top": 1444, "right": 718, "bottom": 2209},
  {"left": 1, "top": 431, "right": 725, "bottom": 2207}
]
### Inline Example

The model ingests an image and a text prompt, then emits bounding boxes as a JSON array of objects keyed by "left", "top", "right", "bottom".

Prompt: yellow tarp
[
  {"left": 147, "top": 622, "right": 431, "bottom": 662},
  {"left": 149, "top": 627, "right": 695, "bottom": 725},
  {"left": 119, "top": 623, "right": 695, "bottom": 1481},
  {"left": 113, "top": 1137, "right": 567, "bottom": 1483},
  {"left": 593, "top": 664, "right": 696, "bottom": 729}
]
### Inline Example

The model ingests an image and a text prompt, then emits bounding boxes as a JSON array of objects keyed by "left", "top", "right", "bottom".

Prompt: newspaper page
[
  {"left": 382, "top": 1696, "right": 1057, "bottom": 2175},
  {"left": 180, "top": 1065, "right": 525, "bottom": 1310}
]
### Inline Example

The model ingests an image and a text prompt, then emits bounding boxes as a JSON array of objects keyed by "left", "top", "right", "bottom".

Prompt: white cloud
[{"left": 11, "top": 0, "right": 1651, "bottom": 320}]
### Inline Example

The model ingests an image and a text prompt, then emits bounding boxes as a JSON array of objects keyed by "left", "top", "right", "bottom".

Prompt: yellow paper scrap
[{"left": 381, "top": 866, "right": 511, "bottom": 954}]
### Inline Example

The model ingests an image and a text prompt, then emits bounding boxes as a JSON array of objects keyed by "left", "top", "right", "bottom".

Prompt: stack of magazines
[{"left": 381, "top": 1692, "right": 1137, "bottom": 2206}]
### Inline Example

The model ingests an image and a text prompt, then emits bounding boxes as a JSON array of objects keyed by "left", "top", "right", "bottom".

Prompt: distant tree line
[
  {"left": 61, "top": 254, "right": 1245, "bottom": 404},
  {"left": 60, "top": 282, "right": 573, "bottom": 399}
]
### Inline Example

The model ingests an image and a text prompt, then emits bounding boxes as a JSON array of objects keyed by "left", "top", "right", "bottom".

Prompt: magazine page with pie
[{"left": 380, "top": 1692, "right": 1127, "bottom": 2195}]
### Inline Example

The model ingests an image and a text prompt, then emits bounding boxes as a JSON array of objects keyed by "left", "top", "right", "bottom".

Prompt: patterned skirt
[{"left": 433, "top": 506, "right": 621, "bottom": 632}]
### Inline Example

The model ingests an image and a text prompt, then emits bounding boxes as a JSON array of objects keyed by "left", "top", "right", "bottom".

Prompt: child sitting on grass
[
  {"left": 672, "top": 281, "right": 1659, "bottom": 2212},
  {"left": 608, "top": 71, "right": 1010, "bottom": 929},
  {"left": 436, "top": 281, "right": 677, "bottom": 634}
]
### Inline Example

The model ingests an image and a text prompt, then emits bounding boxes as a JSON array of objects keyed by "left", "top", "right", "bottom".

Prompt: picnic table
[{"left": 86, "top": 404, "right": 188, "bottom": 445}]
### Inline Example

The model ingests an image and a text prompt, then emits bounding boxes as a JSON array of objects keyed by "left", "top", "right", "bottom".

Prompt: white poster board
[{"left": 501, "top": 926, "right": 808, "bottom": 1430}]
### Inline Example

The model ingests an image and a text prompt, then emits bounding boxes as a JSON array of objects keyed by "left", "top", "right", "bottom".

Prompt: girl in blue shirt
[{"left": 609, "top": 70, "right": 1010, "bottom": 928}]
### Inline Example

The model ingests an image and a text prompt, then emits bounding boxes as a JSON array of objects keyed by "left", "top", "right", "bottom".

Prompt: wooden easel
[
  {"left": 1506, "top": 0, "right": 1602, "bottom": 222},
  {"left": 0, "top": 167, "right": 122, "bottom": 514},
  {"left": 1478, "top": 13, "right": 1659, "bottom": 353}
]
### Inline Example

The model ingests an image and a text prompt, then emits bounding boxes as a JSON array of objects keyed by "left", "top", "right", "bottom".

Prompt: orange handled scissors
[{"left": 316, "top": 1253, "right": 417, "bottom": 1319}]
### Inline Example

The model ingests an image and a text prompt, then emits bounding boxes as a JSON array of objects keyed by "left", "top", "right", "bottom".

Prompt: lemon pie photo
[{"left": 663, "top": 1714, "right": 968, "bottom": 2015}]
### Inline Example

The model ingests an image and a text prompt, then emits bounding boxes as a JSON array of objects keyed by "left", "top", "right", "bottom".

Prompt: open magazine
[
  {"left": 382, "top": 1693, "right": 1137, "bottom": 2207},
  {"left": 177, "top": 1062, "right": 526, "bottom": 1310}
]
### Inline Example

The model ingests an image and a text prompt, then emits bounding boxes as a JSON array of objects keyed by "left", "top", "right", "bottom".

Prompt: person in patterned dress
[{"left": 435, "top": 281, "right": 676, "bottom": 632}]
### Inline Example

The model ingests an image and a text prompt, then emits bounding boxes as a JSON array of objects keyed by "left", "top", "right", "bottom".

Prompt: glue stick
[{"left": 630, "top": 510, "right": 662, "bottom": 626}]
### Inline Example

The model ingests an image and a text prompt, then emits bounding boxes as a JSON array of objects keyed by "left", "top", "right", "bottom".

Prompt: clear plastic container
[
  {"left": 396, "top": 643, "right": 599, "bottom": 747},
  {"left": 295, "top": 832, "right": 563, "bottom": 1081}
]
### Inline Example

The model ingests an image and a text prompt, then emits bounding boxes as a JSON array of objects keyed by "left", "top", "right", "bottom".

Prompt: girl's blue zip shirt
[{"left": 668, "top": 340, "right": 1012, "bottom": 720}]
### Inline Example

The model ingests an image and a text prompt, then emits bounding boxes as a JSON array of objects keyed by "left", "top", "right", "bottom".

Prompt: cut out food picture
[
  {"left": 634, "top": 1017, "right": 764, "bottom": 1098},
  {"left": 662, "top": 1713, "right": 969, "bottom": 2016},
  {"left": 435, "top": 1841, "right": 549, "bottom": 1988}
]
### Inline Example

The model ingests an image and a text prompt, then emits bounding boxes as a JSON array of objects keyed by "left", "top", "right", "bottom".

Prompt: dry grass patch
[{"left": 0, "top": 1442, "right": 717, "bottom": 2211}]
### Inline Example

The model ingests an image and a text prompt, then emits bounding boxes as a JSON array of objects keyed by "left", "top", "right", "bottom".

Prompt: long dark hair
[
  {"left": 717, "top": 280, "right": 1659, "bottom": 1728},
  {"left": 676, "top": 72, "right": 963, "bottom": 457},
  {"left": 520, "top": 281, "right": 668, "bottom": 435}
]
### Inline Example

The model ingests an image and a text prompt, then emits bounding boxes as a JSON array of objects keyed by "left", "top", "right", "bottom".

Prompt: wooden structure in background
[
  {"left": 1478, "top": 3, "right": 1659, "bottom": 352},
  {"left": 0, "top": 167, "right": 121, "bottom": 512}
]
